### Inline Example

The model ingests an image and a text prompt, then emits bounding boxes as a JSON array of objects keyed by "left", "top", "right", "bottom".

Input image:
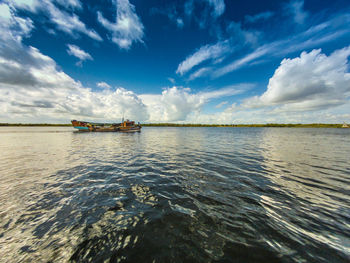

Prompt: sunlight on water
[{"left": 0, "top": 127, "right": 349, "bottom": 262}]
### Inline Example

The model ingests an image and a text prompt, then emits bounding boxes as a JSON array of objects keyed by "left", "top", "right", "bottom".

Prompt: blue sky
[{"left": 0, "top": 0, "right": 349, "bottom": 123}]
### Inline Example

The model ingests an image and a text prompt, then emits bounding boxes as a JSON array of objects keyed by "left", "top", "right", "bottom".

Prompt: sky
[{"left": 0, "top": 0, "right": 349, "bottom": 124}]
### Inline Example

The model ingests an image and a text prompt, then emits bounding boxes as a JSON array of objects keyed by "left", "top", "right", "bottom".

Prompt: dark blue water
[{"left": 0, "top": 127, "right": 349, "bottom": 262}]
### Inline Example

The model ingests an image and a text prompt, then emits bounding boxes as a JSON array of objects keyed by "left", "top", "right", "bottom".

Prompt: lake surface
[{"left": 0, "top": 127, "right": 349, "bottom": 262}]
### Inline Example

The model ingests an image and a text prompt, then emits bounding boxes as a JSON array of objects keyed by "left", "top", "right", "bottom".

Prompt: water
[{"left": 0, "top": 127, "right": 349, "bottom": 263}]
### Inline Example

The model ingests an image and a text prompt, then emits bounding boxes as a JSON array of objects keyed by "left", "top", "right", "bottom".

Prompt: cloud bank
[
  {"left": 244, "top": 47, "right": 350, "bottom": 111},
  {"left": 1, "top": 1, "right": 349, "bottom": 124},
  {"left": 0, "top": 5, "right": 147, "bottom": 122},
  {"left": 0, "top": 5, "right": 244, "bottom": 123}
]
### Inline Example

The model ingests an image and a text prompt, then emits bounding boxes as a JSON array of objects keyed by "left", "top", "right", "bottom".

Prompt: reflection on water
[
  {"left": 0, "top": 127, "right": 349, "bottom": 262},
  {"left": 258, "top": 129, "right": 350, "bottom": 261}
]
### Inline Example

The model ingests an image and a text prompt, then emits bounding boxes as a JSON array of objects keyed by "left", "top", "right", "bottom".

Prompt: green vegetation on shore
[
  {"left": 0, "top": 123, "right": 72, "bottom": 127},
  {"left": 0, "top": 123, "right": 345, "bottom": 128},
  {"left": 142, "top": 123, "right": 343, "bottom": 128}
]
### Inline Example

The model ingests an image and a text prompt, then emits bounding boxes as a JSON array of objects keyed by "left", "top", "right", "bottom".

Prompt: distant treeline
[
  {"left": 0, "top": 123, "right": 72, "bottom": 127},
  {"left": 142, "top": 123, "right": 343, "bottom": 128},
  {"left": 0, "top": 123, "right": 344, "bottom": 128}
]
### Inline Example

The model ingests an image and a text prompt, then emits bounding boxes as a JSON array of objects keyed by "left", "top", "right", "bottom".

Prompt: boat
[
  {"left": 342, "top": 123, "right": 349, "bottom": 128},
  {"left": 71, "top": 119, "right": 141, "bottom": 132}
]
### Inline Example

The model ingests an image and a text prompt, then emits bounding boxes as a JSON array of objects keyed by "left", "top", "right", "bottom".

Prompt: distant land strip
[
  {"left": 0, "top": 123, "right": 346, "bottom": 128},
  {"left": 0, "top": 123, "right": 72, "bottom": 127}
]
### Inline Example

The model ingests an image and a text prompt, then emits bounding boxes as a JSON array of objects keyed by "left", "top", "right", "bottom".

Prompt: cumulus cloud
[
  {"left": 140, "top": 84, "right": 250, "bottom": 122},
  {"left": 0, "top": 4, "right": 247, "bottom": 124},
  {"left": 0, "top": 7, "right": 148, "bottom": 123},
  {"left": 0, "top": 3, "right": 11, "bottom": 20},
  {"left": 97, "top": 0, "right": 144, "bottom": 49},
  {"left": 97, "top": 81, "right": 111, "bottom": 89},
  {"left": 0, "top": 7, "right": 249, "bottom": 124},
  {"left": 243, "top": 47, "right": 350, "bottom": 111},
  {"left": 9, "top": 0, "right": 102, "bottom": 41},
  {"left": 0, "top": 46, "right": 149, "bottom": 121},
  {"left": 140, "top": 87, "right": 202, "bottom": 122},
  {"left": 66, "top": 44, "right": 93, "bottom": 66}
]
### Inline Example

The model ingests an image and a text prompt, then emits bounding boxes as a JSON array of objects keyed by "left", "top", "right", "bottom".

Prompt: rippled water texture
[{"left": 0, "top": 127, "right": 349, "bottom": 262}]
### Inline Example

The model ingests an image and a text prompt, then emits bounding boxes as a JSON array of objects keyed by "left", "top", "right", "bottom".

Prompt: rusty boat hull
[{"left": 71, "top": 120, "right": 141, "bottom": 132}]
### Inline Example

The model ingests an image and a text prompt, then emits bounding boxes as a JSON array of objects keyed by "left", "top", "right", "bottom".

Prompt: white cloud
[
  {"left": 97, "top": 0, "right": 144, "bottom": 49},
  {"left": 140, "top": 87, "right": 202, "bottom": 122},
  {"left": 213, "top": 45, "right": 271, "bottom": 77},
  {"left": 243, "top": 47, "right": 350, "bottom": 111},
  {"left": 0, "top": 47, "right": 149, "bottom": 121},
  {"left": 0, "top": 8, "right": 148, "bottom": 123},
  {"left": 167, "top": 77, "right": 175, "bottom": 84},
  {"left": 0, "top": 3, "right": 34, "bottom": 43},
  {"left": 66, "top": 44, "right": 93, "bottom": 66},
  {"left": 44, "top": 1, "right": 102, "bottom": 41},
  {"left": 97, "top": 82, "right": 111, "bottom": 89},
  {"left": 2, "top": 2, "right": 349, "bottom": 125},
  {"left": 285, "top": 0, "right": 308, "bottom": 25},
  {"left": 55, "top": 0, "right": 82, "bottom": 10},
  {"left": 177, "top": 21, "right": 261, "bottom": 78},
  {"left": 140, "top": 84, "right": 249, "bottom": 122},
  {"left": 215, "top": 101, "right": 228, "bottom": 108},
  {"left": 226, "top": 21, "right": 260, "bottom": 46},
  {"left": 245, "top": 11, "right": 274, "bottom": 23},
  {"left": 9, "top": 0, "right": 102, "bottom": 41},
  {"left": 0, "top": 6, "right": 249, "bottom": 124},
  {"left": 199, "top": 84, "right": 249, "bottom": 100},
  {"left": 176, "top": 40, "right": 230, "bottom": 75},
  {"left": 0, "top": 8, "right": 250, "bottom": 124},
  {"left": 188, "top": 67, "right": 211, "bottom": 80},
  {"left": 205, "top": 0, "right": 225, "bottom": 18},
  {"left": 176, "top": 18, "right": 184, "bottom": 28},
  {"left": 0, "top": 3, "right": 12, "bottom": 20}
]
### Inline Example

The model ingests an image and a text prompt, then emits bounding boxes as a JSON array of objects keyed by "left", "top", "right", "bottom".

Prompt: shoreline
[{"left": 0, "top": 123, "right": 346, "bottom": 128}]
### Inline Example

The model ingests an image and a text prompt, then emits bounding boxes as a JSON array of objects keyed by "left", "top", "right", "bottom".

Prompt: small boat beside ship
[{"left": 71, "top": 119, "right": 141, "bottom": 132}]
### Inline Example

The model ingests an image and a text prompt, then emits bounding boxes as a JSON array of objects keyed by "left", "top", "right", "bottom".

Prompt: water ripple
[{"left": 0, "top": 127, "right": 349, "bottom": 262}]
